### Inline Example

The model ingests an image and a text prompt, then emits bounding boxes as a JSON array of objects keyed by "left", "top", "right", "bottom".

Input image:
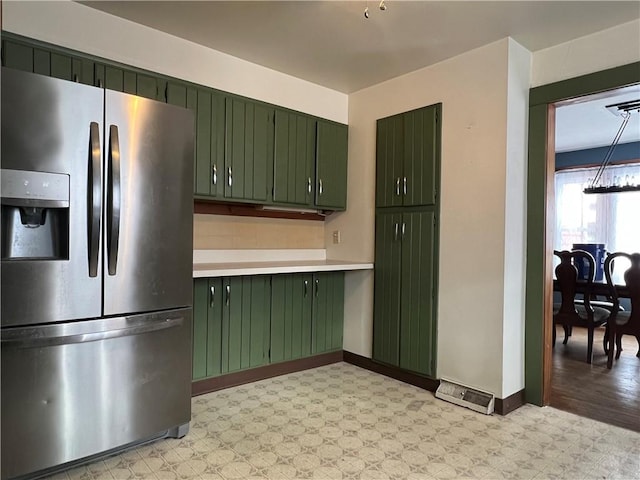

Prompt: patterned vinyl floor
[{"left": 49, "top": 363, "right": 640, "bottom": 479}]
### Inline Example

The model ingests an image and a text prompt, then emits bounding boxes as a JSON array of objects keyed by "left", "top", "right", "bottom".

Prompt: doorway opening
[
  {"left": 523, "top": 61, "right": 640, "bottom": 432},
  {"left": 549, "top": 85, "right": 640, "bottom": 431}
]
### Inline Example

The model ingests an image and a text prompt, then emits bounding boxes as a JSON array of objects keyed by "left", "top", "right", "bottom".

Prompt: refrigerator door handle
[
  {"left": 107, "top": 125, "right": 121, "bottom": 276},
  {"left": 1, "top": 316, "right": 184, "bottom": 349},
  {"left": 88, "top": 122, "right": 102, "bottom": 277}
]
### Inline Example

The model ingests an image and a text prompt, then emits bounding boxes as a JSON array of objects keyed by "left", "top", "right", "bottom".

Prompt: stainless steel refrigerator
[{"left": 1, "top": 68, "right": 194, "bottom": 480}]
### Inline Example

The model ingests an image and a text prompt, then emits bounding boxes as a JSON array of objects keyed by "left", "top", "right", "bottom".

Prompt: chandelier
[{"left": 584, "top": 99, "right": 640, "bottom": 194}]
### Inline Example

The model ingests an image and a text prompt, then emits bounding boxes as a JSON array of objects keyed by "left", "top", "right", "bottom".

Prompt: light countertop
[{"left": 193, "top": 249, "right": 373, "bottom": 278}]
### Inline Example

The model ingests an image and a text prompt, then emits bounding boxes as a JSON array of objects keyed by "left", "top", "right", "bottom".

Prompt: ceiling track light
[{"left": 364, "top": 0, "right": 387, "bottom": 18}]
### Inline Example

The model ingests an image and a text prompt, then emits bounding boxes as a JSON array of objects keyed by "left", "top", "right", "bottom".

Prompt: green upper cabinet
[
  {"left": 2, "top": 39, "right": 35, "bottom": 72},
  {"left": 376, "top": 113, "right": 404, "bottom": 208},
  {"left": 2, "top": 34, "right": 351, "bottom": 211},
  {"left": 316, "top": 120, "right": 348, "bottom": 210},
  {"left": 225, "top": 97, "right": 275, "bottom": 203},
  {"left": 376, "top": 104, "right": 440, "bottom": 208},
  {"left": 190, "top": 87, "right": 226, "bottom": 198},
  {"left": 135, "top": 72, "right": 167, "bottom": 101},
  {"left": 373, "top": 210, "right": 437, "bottom": 377},
  {"left": 2, "top": 39, "right": 95, "bottom": 85},
  {"left": 273, "top": 110, "right": 316, "bottom": 206}
]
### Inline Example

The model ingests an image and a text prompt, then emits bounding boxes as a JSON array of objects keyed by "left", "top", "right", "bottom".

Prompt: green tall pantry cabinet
[{"left": 373, "top": 103, "right": 441, "bottom": 377}]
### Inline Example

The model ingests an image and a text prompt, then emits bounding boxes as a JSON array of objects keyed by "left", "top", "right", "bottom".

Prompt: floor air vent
[{"left": 435, "top": 379, "right": 495, "bottom": 415}]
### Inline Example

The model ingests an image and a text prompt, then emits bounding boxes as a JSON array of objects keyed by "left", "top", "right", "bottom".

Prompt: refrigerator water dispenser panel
[{"left": 1, "top": 169, "right": 70, "bottom": 260}]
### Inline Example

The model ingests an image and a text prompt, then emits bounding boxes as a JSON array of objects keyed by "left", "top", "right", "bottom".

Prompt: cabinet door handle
[
  {"left": 212, "top": 164, "right": 217, "bottom": 186},
  {"left": 315, "top": 279, "right": 319, "bottom": 297},
  {"left": 307, "top": 177, "right": 312, "bottom": 194},
  {"left": 394, "top": 222, "right": 399, "bottom": 241},
  {"left": 401, "top": 222, "right": 406, "bottom": 239},
  {"left": 403, "top": 177, "right": 407, "bottom": 196},
  {"left": 226, "top": 285, "right": 230, "bottom": 306},
  {"left": 304, "top": 280, "right": 309, "bottom": 297},
  {"left": 318, "top": 179, "right": 324, "bottom": 195},
  {"left": 227, "top": 167, "right": 233, "bottom": 187},
  {"left": 395, "top": 177, "right": 401, "bottom": 196},
  {"left": 209, "top": 285, "right": 215, "bottom": 307}
]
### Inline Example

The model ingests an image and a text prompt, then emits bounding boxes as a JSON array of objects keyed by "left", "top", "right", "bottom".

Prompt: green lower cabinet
[
  {"left": 192, "top": 276, "right": 270, "bottom": 381},
  {"left": 192, "top": 278, "right": 223, "bottom": 380},
  {"left": 312, "top": 272, "right": 345, "bottom": 354},
  {"left": 223, "top": 276, "right": 271, "bottom": 372},
  {"left": 373, "top": 210, "right": 437, "bottom": 377},
  {"left": 270, "top": 274, "right": 313, "bottom": 363}
]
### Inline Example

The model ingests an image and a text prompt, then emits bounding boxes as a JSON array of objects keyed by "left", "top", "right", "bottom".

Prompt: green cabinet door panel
[
  {"left": 399, "top": 211, "right": 436, "bottom": 376},
  {"left": 2, "top": 40, "right": 34, "bottom": 72},
  {"left": 72, "top": 57, "right": 96, "bottom": 85},
  {"left": 222, "top": 276, "right": 271, "bottom": 374},
  {"left": 316, "top": 121, "right": 348, "bottom": 210},
  {"left": 206, "top": 278, "right": 224, "bottom": 377},
  {"left": 312, "top": 272, "right": 345, "bottom": 354},
  {"left": 167, "top": 81, "right": 200, "bottom": 198},
  {"left": 375, "top": 114, "right": 404, "bottom": 208},
  {"left": 403, "top": 105, "right": 439, "bottom": 206},
  {"left": 274, "top": 110, "right": 316, "bottom": 206},
  {"left": 194, "top": 89, "right": 226, "bottom": 197},
  {"left": 270, "top": 274, "right": 313, "bottom": 363},
  {"left": 192, "top": 278, "right": 223, "bottom": 380},
  {"left": 372, "top": 211, "right": 437, "bottom": 375},
  {"left": 192, "top": 279, "right": 209, "bottom": 380},
  {"left": 376, "top": 104, "right": 440, "bottom": 208},
  {"left": 372, "top": 212, "right": 403, "bottom": 366},
  {"left": 225, "top": 98, "right": 274, "bottom": 202},
  {"left": 50, "top": 53, "right": 72, "bottom": 81},
  {"left": 135, "top": 73, "right": 166, "bottom": 101}
]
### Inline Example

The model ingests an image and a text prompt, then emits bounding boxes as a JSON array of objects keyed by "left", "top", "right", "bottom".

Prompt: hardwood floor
[{"left": 550, "top": 325, "right": 640, "bottom": 432}]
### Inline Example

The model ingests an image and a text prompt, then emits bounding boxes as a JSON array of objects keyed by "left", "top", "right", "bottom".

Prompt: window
[{"left": 554, "top": 163, "right": 640, "bottom": 282}]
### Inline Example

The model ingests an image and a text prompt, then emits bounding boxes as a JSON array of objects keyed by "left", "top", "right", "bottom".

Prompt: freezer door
[
  {"left": 0, "top": 308, "right": 192, "bottom": 479},
  {"left": 0, "top": 68, "right": 104, "bottom": 326},
  {"left": 103, "top": 91, "right": 194, "bottom": 316}
]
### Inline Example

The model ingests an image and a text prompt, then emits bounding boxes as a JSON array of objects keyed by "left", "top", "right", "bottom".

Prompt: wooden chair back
[
  {"left": 604, "top": 252, "right": 640, "bottom": 367},
  {"left": 604, "top": 252, "right": 640, "bottom": 328},
  {"left": 554, "top": 249, "right": 596, "bottom": 317}
]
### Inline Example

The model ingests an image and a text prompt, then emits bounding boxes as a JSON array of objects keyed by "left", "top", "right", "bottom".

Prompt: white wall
[
  {"left": 333, "top": 39, "right": 525, "bottom": 397},
  {"left": 501, "top": 40, "right": 531, "bottom": 397},
  {"left": 532, "top": 19, "right": 640, "bottom": 87},
  {"left": 2, "top": 0, "right": 348, "bottom": 123}
]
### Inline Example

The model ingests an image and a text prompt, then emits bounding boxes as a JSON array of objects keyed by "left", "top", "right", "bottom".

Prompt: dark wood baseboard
[
  {"left": 342, "top": 351, "right": 440, "bottom": 392},
  {"left": 344, "top": 351, "right": 525, "bottom": 416},
  {"left": 494, "top": 389, "right": 526, "bottom": 415},
  {"left": 193, "top": 350, "right": 526, "bottom": 417},
  {"left": 192, "top": 350, "right": 344, "bottom": 396}
]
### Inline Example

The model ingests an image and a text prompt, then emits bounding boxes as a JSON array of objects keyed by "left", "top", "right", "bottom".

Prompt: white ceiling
[
  {"left": 80, "top": 0, "right": 640, "bottom": 151},
  {"left": 556, "top": 86, "right": 640, "bottom": 153}
]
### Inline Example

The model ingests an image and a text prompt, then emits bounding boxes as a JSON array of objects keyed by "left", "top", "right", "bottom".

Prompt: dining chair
[
  {"left": 604, "top": 252, "right": 640, "bottom": 369},
  {"left": 553, "top": 250, "right": 611, "bottom": 364}
]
